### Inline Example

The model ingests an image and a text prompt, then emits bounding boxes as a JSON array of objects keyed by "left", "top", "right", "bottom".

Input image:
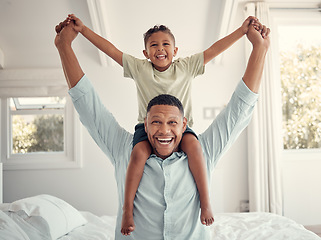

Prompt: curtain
[{"left": 245, "top": 2, "right": 283, "bottom": 214}]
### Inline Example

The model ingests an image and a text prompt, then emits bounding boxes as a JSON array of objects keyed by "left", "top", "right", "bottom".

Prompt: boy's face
[
  {"left": 143, "top": 31, "right": 178, "bottom": 72},
  {"left": 144, "top": 104, "right": 187, "bottom": 159}
]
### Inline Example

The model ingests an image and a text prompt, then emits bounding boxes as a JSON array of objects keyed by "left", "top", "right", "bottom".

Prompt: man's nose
[{"left": 158, "top": 124, "right": 170, "bottom": 134}]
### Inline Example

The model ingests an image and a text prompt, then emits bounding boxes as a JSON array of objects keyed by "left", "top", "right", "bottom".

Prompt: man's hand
[
  {"left": 54, "top": 19, "right": 84, "bottom": 89},
  {"left": 247, "top": 24, "right": 270, "bottom": 49},
  {"left": 242, "top": 23, "right": 270, "bottom": 93},
  {"left": 241, "top": 16, "right": 271, "bottom": 42},
  {"left": 55, "top": 13, "right": 84, "bottom": 35},
  {"left": 54, "top": 21, "right": 78, "bottom": 49},
  {"left": 55, "top": 19, "right": 69, "bottom": 34}
]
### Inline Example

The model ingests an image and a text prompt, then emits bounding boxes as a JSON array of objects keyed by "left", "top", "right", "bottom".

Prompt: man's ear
[
  {"left": 143, "top": 50, "right": 149, "bottom": 59},
  {"left": 182, "top": 117, "right": 187, "bottom": 132},
  {"left": 144, "top": 118, "right": 148, "bottom": 133},
  {"left": 173, "top": 47, "right": 178, "bottom": 57}
]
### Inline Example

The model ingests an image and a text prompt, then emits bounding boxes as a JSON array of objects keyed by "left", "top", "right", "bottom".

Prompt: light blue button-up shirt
[{"left": 69, "top": 75, "right": 258, "bottom": 240}]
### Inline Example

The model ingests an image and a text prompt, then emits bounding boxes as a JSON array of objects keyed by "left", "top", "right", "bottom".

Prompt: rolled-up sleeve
[
  {"left": 69, "top": 75, "right": 132, "bottom": 166},
  {"left": 199, "top": 79, "right": 258, "bottom": 171}
]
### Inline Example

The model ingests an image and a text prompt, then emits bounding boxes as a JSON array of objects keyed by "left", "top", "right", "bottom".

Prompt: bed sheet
[
  {"left": 0, "top": 210, "right": 30, "bottom": 240},
  {"left": 210, "top": 212, "right": 320, "bottom": 240},
  {"left": 1, "top": 208, "right": 319, "bottom": 240},
  {"left": 59, "top": 211, "right": 320, "bottom": 240},
  {"left": 58, "top": 211, "right": 116, "bottom": 240}
]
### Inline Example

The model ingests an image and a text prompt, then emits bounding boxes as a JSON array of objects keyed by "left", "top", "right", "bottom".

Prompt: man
[{"left": 55, "top": 19, "right": 270, "bottom": 239}]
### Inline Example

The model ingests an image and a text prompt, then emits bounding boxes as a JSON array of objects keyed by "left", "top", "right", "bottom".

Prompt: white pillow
[{"left": 8, "top": 194, "right": 87, "bottom": 239}]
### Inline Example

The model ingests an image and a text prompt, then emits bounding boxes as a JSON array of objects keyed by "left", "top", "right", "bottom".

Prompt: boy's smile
[{"left": 143, "top": 31, "right": 178, "bottom": 72}]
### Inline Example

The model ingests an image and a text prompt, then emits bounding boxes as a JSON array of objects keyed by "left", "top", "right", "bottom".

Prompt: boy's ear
[
  {"left": 143, "top": 50, "right": 149, "bottom": 59},
  {"left": 173, "top": 47, "right": 178, "bottom": 57}
]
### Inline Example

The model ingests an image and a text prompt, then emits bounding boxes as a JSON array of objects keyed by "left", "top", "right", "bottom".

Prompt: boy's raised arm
[
  {"left": 203, "top": 16, "right": 259, "bottom": 65},
  {"left": 68, "top": 14, "right": 123, "bottom": 67}
]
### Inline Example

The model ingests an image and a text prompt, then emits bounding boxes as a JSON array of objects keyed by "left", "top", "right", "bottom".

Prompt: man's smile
[{"left": 156, "top": 136, "right": 174, "bottom": 145}]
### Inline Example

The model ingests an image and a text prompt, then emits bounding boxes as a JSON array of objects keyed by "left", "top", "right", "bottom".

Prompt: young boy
[{"left": 59, "top": 14, "right": 261, "bottom": 236}]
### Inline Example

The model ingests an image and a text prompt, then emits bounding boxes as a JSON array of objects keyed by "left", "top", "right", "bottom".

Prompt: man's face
[
  {"left": 145, "top": 104, "right": 187, "bottom": 159},
  {"left": 143, "top": 31, "right": 178, "bottom": 72}
]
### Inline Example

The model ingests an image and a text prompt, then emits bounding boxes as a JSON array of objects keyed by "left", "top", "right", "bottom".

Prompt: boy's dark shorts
[{"left": 132, "top": 123, "right": 198, "bottom": 148}]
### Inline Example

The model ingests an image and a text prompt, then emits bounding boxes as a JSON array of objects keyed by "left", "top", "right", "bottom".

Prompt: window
[
  {"left": 10, "top": 97, "right": 65, "bottom": 154},
  {"left": 0, "top": 69, "right": 82, "bottom": 170},
  {"left": 279, "top": 25, "right": 321, "bottom": 150},
  {"left": 271, "top": 9, "right": 321, "bottom": 160}
]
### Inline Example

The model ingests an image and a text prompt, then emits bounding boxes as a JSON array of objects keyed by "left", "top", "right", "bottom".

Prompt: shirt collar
[{"left": 149, "top": 151, "right": 185, "bottom": 161}]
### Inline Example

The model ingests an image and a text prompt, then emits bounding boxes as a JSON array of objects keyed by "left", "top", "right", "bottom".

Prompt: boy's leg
[
  {"left": 121, "top": 140, "right": 151, "bottom": 236},
  {"left": 181, "top": 133, "right": 214, "bottom": 226}
]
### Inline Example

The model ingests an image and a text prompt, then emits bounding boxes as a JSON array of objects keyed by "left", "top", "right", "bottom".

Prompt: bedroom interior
[{"left": 0, "top": 0, "right": 320, "bottom": 239}]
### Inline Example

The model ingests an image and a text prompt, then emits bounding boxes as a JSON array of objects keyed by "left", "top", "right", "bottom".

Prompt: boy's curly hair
[{"left": 143, "top": 25, "right": 175, "bottom": 48}]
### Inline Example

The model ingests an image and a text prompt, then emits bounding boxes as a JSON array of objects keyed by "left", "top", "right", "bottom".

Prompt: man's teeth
[{"left": 157, "top": 138, "right": 172, "bottom": 144}]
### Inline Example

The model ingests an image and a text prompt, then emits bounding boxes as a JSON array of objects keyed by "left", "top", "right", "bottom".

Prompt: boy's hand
[
  {"left": 67, "top": 14, "right": 85, "bottom": 33},
  {"left": 241, "top": 16, "right": 268, "bottom": 39},
  {"left": 55, "top": 14, "right": 85, "bottom": 35},
  {"left": 241, "top": 16, "right": 260, "bottom": 34}
]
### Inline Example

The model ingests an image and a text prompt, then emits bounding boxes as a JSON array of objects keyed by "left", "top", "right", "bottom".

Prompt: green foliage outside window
[
  {"left": 280, "top": 44, "right": 321, "bottom": 149},
  {"left": 12, "top": 114, "right": 64, "bottom": 154}
]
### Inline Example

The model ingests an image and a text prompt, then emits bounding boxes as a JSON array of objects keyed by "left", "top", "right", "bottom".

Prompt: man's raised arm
[
  {"left": 55, "top": 21, "right": 84, "bottom": 89},
  {"left": 242, "top": 24, "right": 270, "bottom": 93},
  {"left": 200, "top": 22, "right": 270, "bottom": 169}
]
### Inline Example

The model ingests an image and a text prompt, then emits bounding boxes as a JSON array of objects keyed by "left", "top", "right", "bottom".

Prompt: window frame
[
  {"left": 0, "top": 69, "right": 82, "bottom": 170},
  {"left": 1, "top": 96, "right": 82, "bottom": 170},
  {"left": 270, "top": 8, "right": 321, "bottom": 161}
]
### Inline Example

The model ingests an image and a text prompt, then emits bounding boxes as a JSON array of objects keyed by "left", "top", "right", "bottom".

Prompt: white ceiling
[
  {"left": 0, "top": 0, "right": 228, "bottom": 69},
  {"left": 2, "top": 0, "right": 319, "bottom": 70}
]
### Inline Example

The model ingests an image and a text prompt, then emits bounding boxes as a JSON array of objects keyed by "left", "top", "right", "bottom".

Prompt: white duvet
[
  {"left": 62, "top": 212, "right": 320, "bottom": 240},
  {"left": 1, "top": 204, "right": 319, "bottom": 240},
  {"left": 0, "top": 210, "right": 33, "bottom": 240},
  {"left": 211, "top": 212, "right": 319, "bottom": 240}
]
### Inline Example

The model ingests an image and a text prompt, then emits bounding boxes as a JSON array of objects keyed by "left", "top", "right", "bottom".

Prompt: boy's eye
[
  {"left": 151, "top": 44, "right": 157, "bottom": 47},
  {"left": 163, "top": 43, "right": 170, "bottom": 46}
]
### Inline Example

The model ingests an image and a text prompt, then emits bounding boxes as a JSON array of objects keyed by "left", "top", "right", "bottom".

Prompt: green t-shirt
[{"left": 123, "top": 52, "right": 205, "bottom": 127}]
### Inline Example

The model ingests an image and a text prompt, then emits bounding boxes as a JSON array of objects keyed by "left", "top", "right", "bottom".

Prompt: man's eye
[
  {"left": 152, "top": 121, "right": 160, "bottom": 124},
  {"left": 169, "top": 121, "right": 177, "bottom": 125}
]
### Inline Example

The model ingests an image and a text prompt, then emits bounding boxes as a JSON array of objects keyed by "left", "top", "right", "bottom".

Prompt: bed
[{"left": 0, "top": 194, "right": 319, "bottom": 240}]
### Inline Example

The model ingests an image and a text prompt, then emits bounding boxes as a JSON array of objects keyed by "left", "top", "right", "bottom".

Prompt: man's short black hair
[{"left": 147, "top": 94, "right": 184, "bottom": 116}]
